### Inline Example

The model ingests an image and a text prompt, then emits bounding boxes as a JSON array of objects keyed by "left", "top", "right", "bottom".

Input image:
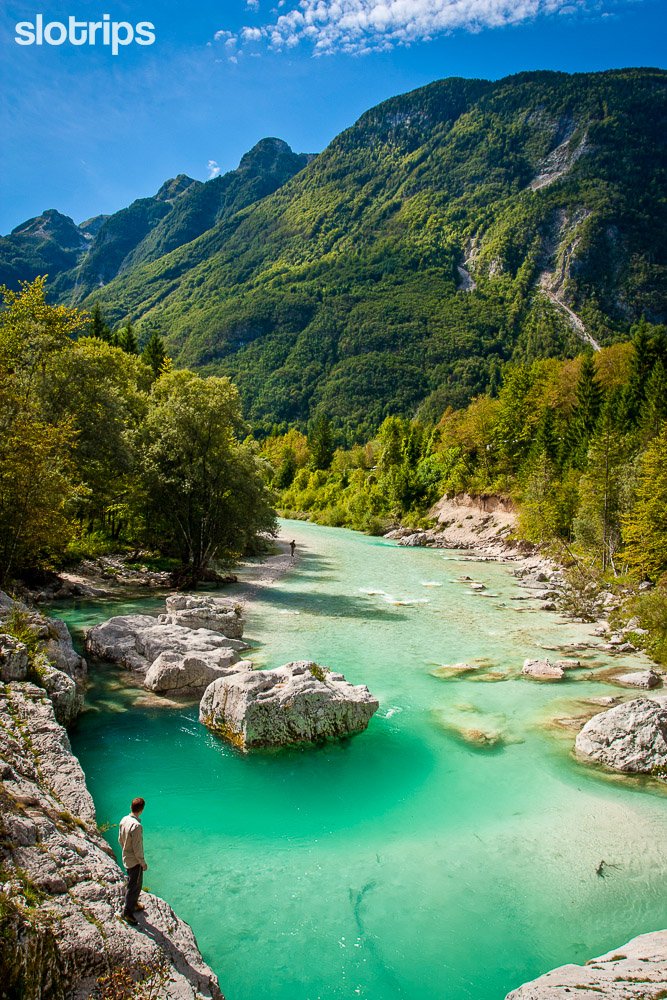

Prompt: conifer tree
[
  {"left": 574, "top": 398, "right": 630, "bottom": 572},
  {"left": 308, "top": 415, "right": 335, "bottom": 471},
  {"left": 639, "top": 358, "right": 667, "bottom": 442},
  {"left": 89, "top": 303, "right": 112, "bottom": 342},
  {"left": 117, "top": 321, "right": 139, "bottom": 355},
  {"left": 622, "top": 423, "right": 667, "bottom": 580},
  {"left": 564, "top": 354, "right": 603, "bottom": 468},
  {"left": 142, "top": 329, "right": 168, "bottom": 380}
]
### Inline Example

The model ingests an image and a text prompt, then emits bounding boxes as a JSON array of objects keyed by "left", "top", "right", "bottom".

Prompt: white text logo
[{"left": 15, "top": 14, "right": 156, "bottom": 56}]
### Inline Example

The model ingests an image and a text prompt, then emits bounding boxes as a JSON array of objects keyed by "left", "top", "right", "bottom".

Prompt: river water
[{"left": 61, "top": 519, "right": 667, "bottom": 1000}]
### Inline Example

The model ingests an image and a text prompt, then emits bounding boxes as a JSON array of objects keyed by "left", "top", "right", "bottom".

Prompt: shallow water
[{"left": 63, "top": 520, "right": 667, "bottom": 1000}]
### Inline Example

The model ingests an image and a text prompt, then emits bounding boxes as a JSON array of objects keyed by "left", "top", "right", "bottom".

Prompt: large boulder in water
[
  {"left": 85, "top": 610, "right": 250, "bottom": 695},
  {"left": 145, "top": 650, "right": 251, "bottom": 695},
  {"left": 575, "top": 697, "right": 667, "bottom": 774},
  {"left": 199, "top": 661, "right": 379, "bottom": 749},
  {"left": 160, "top": 594, "right": 245, "bottom": 639}
]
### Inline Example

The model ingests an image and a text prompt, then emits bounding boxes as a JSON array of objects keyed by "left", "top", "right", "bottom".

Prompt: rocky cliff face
[{"left": 0, "top": 593, "right": 223, "bottom": 999}]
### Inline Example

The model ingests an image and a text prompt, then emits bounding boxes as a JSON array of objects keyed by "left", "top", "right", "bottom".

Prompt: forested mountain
[
  {"left": 0, "top": 138, "right": 311, "bottom": 302},
  {"left": 3, "top": 69, "right": 666, "bottom": 437}
]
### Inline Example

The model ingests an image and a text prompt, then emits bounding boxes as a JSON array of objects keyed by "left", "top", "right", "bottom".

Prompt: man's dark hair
[{"left": 131, "top": 797, "right": 145, "bottom": 813}]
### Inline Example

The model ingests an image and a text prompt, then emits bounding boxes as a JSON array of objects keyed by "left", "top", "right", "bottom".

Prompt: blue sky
[{"left": 1, "top": 0, "right": 665, "bottom": 233}]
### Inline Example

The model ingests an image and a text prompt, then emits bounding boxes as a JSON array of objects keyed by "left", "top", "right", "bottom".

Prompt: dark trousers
[{"left": 124, "top": 864, "right": 143, "bottom": 916}]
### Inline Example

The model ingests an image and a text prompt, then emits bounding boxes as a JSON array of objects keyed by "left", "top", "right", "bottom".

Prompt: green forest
[{"left": 0, "top": 279, "right": 275, "bottom": 587}]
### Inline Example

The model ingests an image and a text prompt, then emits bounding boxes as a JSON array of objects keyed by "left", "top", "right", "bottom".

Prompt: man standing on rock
[{"left": 119, "top": 796, "right": 148, "bottom": 926}]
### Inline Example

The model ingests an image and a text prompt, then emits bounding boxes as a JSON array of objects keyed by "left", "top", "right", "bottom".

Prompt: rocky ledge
[
  {"left": 505, "top": 929, "right": 667, "bottom": 998},
  {"left": 85, "top": 595, "right": 250, "bottom": 696},
  {"left": 575, "top": 697, "right": 667, "bottom": 776},
  {"left": 0, "top": 591, "right": 86, "bottom": 726},
  {"left": 199, "top": 661, "right": 379, "bottom": 749},
  {"left": 0, "top": 681, "right": 222, "bottom": 999}
]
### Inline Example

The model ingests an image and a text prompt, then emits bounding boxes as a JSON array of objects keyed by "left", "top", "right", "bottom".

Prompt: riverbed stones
[
  {"left": 505, "top": 929, "right": 667, "bottom": 999},
  {"left": 85, "top": 607, "right": 250, "bottom": 695},
  {"left": 522, "top": 658, "right": 566, "bottom": 681},
  {"left": 612, "top": 669, "right": 661, "bottom": 689},
  {"left": 200, "top": 661, "right": 379, "bottom": 749},
  {"left": 575, "top": 698, "right": 667, "bottom": 774}
]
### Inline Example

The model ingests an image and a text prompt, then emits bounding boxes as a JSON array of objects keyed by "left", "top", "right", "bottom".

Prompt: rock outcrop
[
  {"left": 85, "top": 598, "right": 249, "bottom": 696},
  {"left": 200, "top": 661, "right": 379, "bottom": 749},
  {"left": 505, "top": 929, "right": 667, "bottom": 998},
  {"left": 0, "top": 682, "right": 223, "bottom": 1000},
  {"left": 0, "top": 592, "right": 86, "bottom": 725},
  {"left": 575, "top": 698, "right": 667, "bottom": 775}
]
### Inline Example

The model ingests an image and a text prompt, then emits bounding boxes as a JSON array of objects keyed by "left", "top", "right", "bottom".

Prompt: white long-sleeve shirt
[{"left": 118, "top": 813, "right": 146, "bottom": 870}]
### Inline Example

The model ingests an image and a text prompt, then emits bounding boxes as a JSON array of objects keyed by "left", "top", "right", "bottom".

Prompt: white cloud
[
  {"left": 215, "top": 0, "right": 619, "bottom": 56},
  {"left": 246, "top": 0, "right": 260, "bottom": 7},
  {"left": 208, "top": 159, "right": 221, "bottom": 178}
]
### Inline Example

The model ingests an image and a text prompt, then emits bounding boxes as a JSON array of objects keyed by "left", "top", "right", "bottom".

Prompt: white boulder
[
  {"left": 522, "top": 658, "right": 565, "bottom": 681},
  {"left": 200, "top": 661, "right": 379, "bottom": 749},
  {"left": 575, "top": 698, "right": 667, "bottom": 774},
  {"left": 145, "top": 650, "right": 251, "bottom": 694},
  {"left": 85, "top": 612, "right": 250, "bottom": 695},
  {"left": 161, "top": 594, "right": 245, "bottom": 639},
  {"left": 613, "top": 669, "right": 661, "bottom": 690}
]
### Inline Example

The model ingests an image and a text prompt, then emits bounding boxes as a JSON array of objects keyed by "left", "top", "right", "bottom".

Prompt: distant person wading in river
[
  {"left": 118, "top": 796, "right": 148, "bottom": 925},
  {"left": 290, "top": 539, "right": 296, "bottom": 560}
]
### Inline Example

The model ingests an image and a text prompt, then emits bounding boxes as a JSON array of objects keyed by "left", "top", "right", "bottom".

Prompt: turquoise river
[{"left": 57, "top": 519, "right": 666, "bottom": 1000}]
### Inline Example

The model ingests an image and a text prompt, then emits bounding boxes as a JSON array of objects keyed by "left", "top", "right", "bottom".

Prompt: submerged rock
[
  {"left": 430, "top": 663, "right": 480, "bottom": 679},
  {"left": 86, "top": 606, "right": 249, "bottom": 695},
  {"left": 575, "top": 698, "right": 667, "bottom": 774},
  {"left": 200, "top": 661, "right": 379, "bottom": 749},
  {"left": 505, "top": 929, "right": 667, "bottom": 999},
  {"left": 613, "top": 669, "right": 661, "bottom": 690},
  {"left": 522, "top": 659, "right": 565, "bottom": 681}
]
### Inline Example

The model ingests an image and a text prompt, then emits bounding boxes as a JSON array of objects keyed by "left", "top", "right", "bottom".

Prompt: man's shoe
[{"left": 121, "top": 912, "right": 139, "bottom": 926}]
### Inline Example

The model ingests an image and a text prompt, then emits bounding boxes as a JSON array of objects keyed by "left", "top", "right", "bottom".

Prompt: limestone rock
[
  {"left": 85, "top": 613, "right": 249, "bottom": 694},
  {"left": 522, "top": 659, "right": 565, "bottom": 681},
  {"left": 161, "top": 595, "right": 244, "bottom": 639},
  {"left": 145, "top": 651, "right": 252, "bottom": 695},
  {"left": 0, "top": 682, "right": 222, "bottom": 1000},
  {"left": 200, "top": 661, "right": 379, "bottom": 749},
  {"left": 505, "top": 929, "right": 667, "bottom": 998},
  {"left": 613, "top": 669, "right": 661, "bottom": 690},
  {"left": 0, "top": 593, "right": 87, "bottom": 725},
  {"left": 0, "top": 635, "right": 29, "bottom": 681},
  {"left": 575, "top": 698, "right": 667, "bottom": 774}
]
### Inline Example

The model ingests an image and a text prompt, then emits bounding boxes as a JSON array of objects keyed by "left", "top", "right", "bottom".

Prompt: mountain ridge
[{"left": 3, "top": 68, "right": 666, "bottom": 436}]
